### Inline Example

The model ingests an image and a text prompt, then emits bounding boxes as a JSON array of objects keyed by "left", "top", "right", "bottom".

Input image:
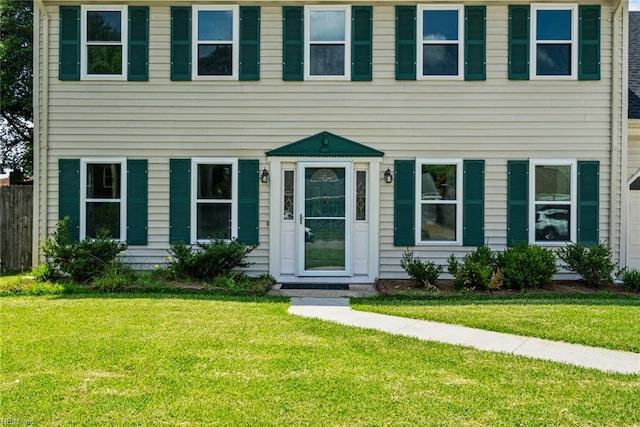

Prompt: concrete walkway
[{"left": 289, "top": 297, "right": 640, "bottom": 375}]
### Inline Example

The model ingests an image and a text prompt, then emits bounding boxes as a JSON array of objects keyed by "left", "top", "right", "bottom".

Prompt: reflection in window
[
  {"left": 85, "top": 162, "right": 122, "bottom": 239},
  {"left": 534, "top": 164, "right": 572, "bottom": 241},
  {"left": 420, "top": 7, "right": 461, "bottom": 76},
  {"left": 196, "top": 163, "right": 233, "bottom": 240},
  {"left": 420, "top": 163, "right": 458, "bottom": 241},
  {"left": 195, "top": 8, "right": 235, "bottom": 76},
  {"left": 283, "top": 170, "right": 294, "bottom": 221},
  {"left": 308, "top": 8, "right": 349, "bottom": 77},
  {"left": 85, "top": 10, "right": 124, "bottom": 75},
  {"left": 534, "top": 7, "right": 575, "bottom": 76}
]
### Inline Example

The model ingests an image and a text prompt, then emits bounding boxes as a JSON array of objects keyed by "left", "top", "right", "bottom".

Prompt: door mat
[{"left": 280, "top": 283, "right": 349, "bottom": 290}]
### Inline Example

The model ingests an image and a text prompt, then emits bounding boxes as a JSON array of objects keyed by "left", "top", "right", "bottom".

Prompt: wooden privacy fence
[{"left": 0, "top": 185, "right": 33, "bottom": 272}]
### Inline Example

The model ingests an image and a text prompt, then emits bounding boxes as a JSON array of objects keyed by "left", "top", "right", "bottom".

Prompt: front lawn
[
  {"left": 353, "top": 294, "right": 640, "bottom": 353},
  {"left": 1, "top": 294, "right": 639, "bottom": 426}
]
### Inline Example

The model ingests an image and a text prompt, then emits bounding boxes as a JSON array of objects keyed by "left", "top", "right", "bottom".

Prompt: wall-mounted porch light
[
  {"left": 384, "top": 168, "right": 393, "bottom": 184},
  {"left": 260, "top": 168, "right": 270, "bottom": 184}
]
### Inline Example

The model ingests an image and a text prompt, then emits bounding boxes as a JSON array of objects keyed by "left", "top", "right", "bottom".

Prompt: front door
[{"left": 298, "top": 162, "right": 352, "bottom": 276}]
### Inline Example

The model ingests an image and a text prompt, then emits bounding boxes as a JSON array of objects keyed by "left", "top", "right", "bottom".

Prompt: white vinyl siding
[{"left": 37, "top": 4, "right": 621, "bottom": 276}]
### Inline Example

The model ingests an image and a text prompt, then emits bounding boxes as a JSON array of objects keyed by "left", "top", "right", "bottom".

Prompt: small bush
[
  {"left": 447, "top": 246, "right": 496, "bottom": 290},
  {"left": 43, "top": 217, "right": 127, "bottom": 283},
  {"left": 400, "top": 250, "right": 442, "bottom": 288},
  {"left": 618, "top": 268, "right": 640, "bottom": 291},
  {"left": 556, "top": 243, "right": 615, "bottom": 287},
  {"left": 496, "top": 243, "right": 557, "bottom": 290},
  {"left": 205, "top": 273, "right": 275, "bottom": 294},
  {"left": 93, "top": 262, "right": 136, "bottom": 292},
  {"left": 29, "top": 263, "right": 57, "bottom": 283},
  {"left": 168, "top": 240, "right": 255, "bottom": 281}
]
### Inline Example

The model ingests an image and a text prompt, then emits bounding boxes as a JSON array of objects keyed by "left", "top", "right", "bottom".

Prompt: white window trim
[
  {"left": 192, "top": 5, "right": 239, "bottom": 80},
  {"left": 191, "top": 158, "right": 238, "bottom": 243},
  {"left": 528, "top": 159, "right": 577, "bottom": 245},
  {"left": 81, "top": 5, "right": 128, "bottom": 80},
  {"left": 530, "top": 3, "right": 578, "bottom": 80},
  {"left": 304, "top": 5, "right": 351, "bottom": 81},
  {"left": 415, "top": 159, "right": 463, "bottom": 245},
  {"left": 80, "top": 158, "right": 127, "bottom": 241},
  {"left": 417, "top": 5, "right": 464, "bottom": 80}
]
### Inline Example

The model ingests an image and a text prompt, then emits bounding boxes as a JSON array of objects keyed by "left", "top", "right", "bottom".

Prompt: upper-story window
[
  {"left": 305, "top": 6, "right": 351, "bottom": 79},
  {"left": 81, "top": 6, "right": 127, "bottom": 79},
  {"left": 418, "top": 5, "right": 464, "bottom": 79},
  {"left": 192, "top": 6, "right": 239, "bottom": 79},
  {"left": 531, "top": 4, "right": 578, "bottom": 78}
]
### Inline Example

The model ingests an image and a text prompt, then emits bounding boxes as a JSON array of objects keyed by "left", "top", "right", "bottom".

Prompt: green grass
[
  {"left": 1, "top": 294, "right": 639, "bottom": 426},
  {"left": 353, "top": 294, "right": 640, "bottom": 353}
]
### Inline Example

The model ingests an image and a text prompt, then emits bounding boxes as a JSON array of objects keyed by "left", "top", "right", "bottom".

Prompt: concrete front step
[{"left": 269, "top": 283, "right": 377, "bottom": 298}]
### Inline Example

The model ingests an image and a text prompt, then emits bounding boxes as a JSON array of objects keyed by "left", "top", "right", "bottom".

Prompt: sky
[{"left": 632, "top": 0, "right": 640, "bottom": 11}]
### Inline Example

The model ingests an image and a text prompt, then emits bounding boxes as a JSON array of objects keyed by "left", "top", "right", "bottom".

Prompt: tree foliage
[{"left": 1, "top": 0, "right": 33, "bottom": 180}]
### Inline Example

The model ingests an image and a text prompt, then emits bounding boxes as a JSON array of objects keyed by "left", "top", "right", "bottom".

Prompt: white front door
[{"left": 297, "top": 162, "right": 352, "bottom": 276}]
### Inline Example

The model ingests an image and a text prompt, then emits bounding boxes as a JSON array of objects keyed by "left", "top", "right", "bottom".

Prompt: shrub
[
  {"left": 93, "top": 262, "right": 136, "bottom": 292},
  {"left": 618, "top": 268, "right": 640, "bottom": 291},
  {"left": 447, "top": 246, "right": 496, "bottom": 290},
  {"left": 42, "top": 217, "right": 128, "bottom": 283},
  {"left": 496, "top": 243, "right": 557, "bottom": 290},
  {"left": 400, "top": 250, "right": 443, "bottom": 288},
  {"left": 556, "top": 243, "right": 615, "bottom": 287},
  {"left": 29, "top": 263, "right": 57, "bottom": 283},
  {"left": 168, "top": 240, "right": 255, "bottom": 281}
]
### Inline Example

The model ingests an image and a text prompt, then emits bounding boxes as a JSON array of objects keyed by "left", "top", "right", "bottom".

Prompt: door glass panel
[{"left": 304, "top": 167, "right": 346, "bottom": 271}]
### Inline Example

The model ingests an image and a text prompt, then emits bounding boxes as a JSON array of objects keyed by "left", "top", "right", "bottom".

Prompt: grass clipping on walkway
[{"left": 1, "top": 295, "right": 639, "bottom": 426}]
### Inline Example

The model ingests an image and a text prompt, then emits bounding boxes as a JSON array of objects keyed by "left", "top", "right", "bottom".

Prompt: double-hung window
[
  {"left": 81, "top": 5, "right": 127, "bottom": 79},
  {"left": 192, "top": 159, "right": 238, "bottom": 241},
  {"left": 530, "top": 160, "right": 576, "bottom": 243},
  {"left": 193, "top": 6, "right": 239, "bottom": 79},
  {"left": 416, "top": 160, "right": 463, "bottom": 243},
  {"left": 305, "top": 6, "right": 351, "bottom": 79},
  {"left": 531, "top": 4, "right": 578, "bottom": 78},
  {"left": 81, "top": 159, "right": 126, "bottom": 240},
  {"left": 418, "top": 6, "right": 464, "bottom": 78}
]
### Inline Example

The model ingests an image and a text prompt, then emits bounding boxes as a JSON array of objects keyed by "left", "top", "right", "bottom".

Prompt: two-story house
[{"left": 32, "top": 0, "right": 628, "bottom": 283}]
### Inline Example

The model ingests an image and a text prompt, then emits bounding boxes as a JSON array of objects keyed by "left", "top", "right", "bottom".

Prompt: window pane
[
  {"left": 197, "top": 203, "right": 232, "bottom": 240},
  {"left": 423, "top": 10, "right": 458, "bottom": 41},
  {"left": 87, "top": 11, "right": 121, "bottom": 42},
  {"left": 421, "top": 204, "right": 456, "bottom": 241},
  {"left": 310, "top": 11, "right": 345, "bottom": 41},
  {"left": 283, "top": 170, "right": 294, "bottom": 221},
  {"left": 198, "top": 10, "right": 233, "bottom": 41},
  {"left": 87, "top": 46, "right": 122, "bottom": 74},
  {"left": 87, "top": 163, "right": 121, "bottom": 199},
  {"left": 535, "top": 204, "right": 571, "bottom": 241},
  {"left": 310, "top": 44, "right": 345, "bottom": 75},
  {"left": 536, "top": 44, "right": 571, "bottom": 76},
  {"left": 536, "top": 10, "right": 572, "bottom": 41},
  {"left": 421, "top": 164, "right": 457, "bottom": 200},
  {"left": 356, "top": 171, "right": 367, "bottom": 221},
  {"left": 198, "top": 45, "right": 233, "bottom": 76},
  {"left": 198, "top": 164, "right": 232, "bottom": 199},
  {"left": 535, "top": 165, "right": 571, "bottom": 201},
  {"left": 423, "top": 45, "right": 458, "bottom": 76},
  {"left": 86, "top": 202, "right": 121, "bottom": 239}
]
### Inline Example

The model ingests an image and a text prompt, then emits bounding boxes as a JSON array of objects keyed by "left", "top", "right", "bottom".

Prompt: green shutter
[
  {"left": 171, "top": 6, "right": 192, "bottom": 81},
  {"left": 238, "top": 160, "right": 259, "bottom": 245},
  {"left": 283, "top": 6, "right": 303, "bottom": 81},
  {"left": 395, "top": 6, "right": 416, "bottom": 81},
  {"left": 463, "top": 160, "right": 485, "bottom": 246},
  {"left": 464, "top": 6, "right": 486, "bottom": 81},
  {"left": 240, "top": 6, "right": 260, "bottom": 81},
  {"left": 394, "top": 160, "right": 415, "bottom": 246},
  {"left": 126, "top": 160, "right": 148, "bottom": 245},
  {"left": 577, "top": 161, "right": 599, "bottom": 246},
  {"left": 58, "top": 159, "right": 80, "bottom": 242},
  {"left": 578, "top": 5, "right": 600, "bottom": 81},
  {"left": 507, "top": 160, "right": 529, "bottom": 246},
  {"left": 59, "top": 6, "right": 80, "bottom": 81},
  {"left": 128, "top": 6, "right": 149, "bottom": 81},
  {"left": 351, "top": 6, "right": 373, "bottom": 81},
  {"left": 169, "top": 159, "right": 191, "bottom": 243},
  {"left": 508, "top": 5, "right": 529, "bottom": 80}
]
